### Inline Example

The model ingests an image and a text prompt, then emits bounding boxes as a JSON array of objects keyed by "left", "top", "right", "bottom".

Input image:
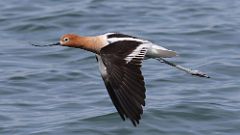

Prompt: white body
[
  {"left": 104, "top": 33, "right": 177, "bottom": 59},
  {"left": 97, "top": 33, "right": 177, "bottom": 78}
]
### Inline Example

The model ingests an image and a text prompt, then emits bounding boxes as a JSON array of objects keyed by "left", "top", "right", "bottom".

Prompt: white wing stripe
[
  {"left": 124, "top": 45, "right": 148, "bottom": 63},
  {"left": 108, "top": 37, "right": 147, "bottom": 44}
]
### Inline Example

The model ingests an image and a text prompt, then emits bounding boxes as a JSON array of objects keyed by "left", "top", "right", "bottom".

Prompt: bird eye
[{"left": 64, "top": 37, "right": 69, "bottom": 42}]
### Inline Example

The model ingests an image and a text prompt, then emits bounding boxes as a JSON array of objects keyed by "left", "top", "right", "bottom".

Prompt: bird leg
[{"left": 155, "top": 58, "right": 210, "bottom": 78}]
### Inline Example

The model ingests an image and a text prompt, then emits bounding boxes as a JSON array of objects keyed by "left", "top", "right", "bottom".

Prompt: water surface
[{"left": 0, "top": 0, "right": 240, "bottom": 135}]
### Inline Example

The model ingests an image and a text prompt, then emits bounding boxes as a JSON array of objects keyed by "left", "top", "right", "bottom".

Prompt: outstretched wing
[{"left": 99, "top": 40, "right": 148, "bottom": 126}]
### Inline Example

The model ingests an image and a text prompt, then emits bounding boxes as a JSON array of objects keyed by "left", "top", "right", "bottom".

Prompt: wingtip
[{"left": 131, "top": 120, "right": 139, "bottom": 127}]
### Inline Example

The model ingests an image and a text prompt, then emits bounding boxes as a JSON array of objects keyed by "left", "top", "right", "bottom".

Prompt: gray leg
[{"left": 156, "top": 58, "right": 210, "bottom": 78}]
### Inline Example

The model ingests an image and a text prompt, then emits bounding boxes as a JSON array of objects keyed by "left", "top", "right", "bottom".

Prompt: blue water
[{"left": 0, "top": 0, "right": 240, "bottom": 135}]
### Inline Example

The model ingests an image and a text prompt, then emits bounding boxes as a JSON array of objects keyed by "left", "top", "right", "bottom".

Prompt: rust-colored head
[
  {"left": 59, "top": 33, "right": 81, "bottom": 47},
  {"left": 31, "top": 33, "right": 100, "bottom": 54}
]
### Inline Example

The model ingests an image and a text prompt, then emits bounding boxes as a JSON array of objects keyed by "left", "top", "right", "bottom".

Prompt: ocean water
[{"left": 0, "top": 0, "right": 240, "bottom": 135}]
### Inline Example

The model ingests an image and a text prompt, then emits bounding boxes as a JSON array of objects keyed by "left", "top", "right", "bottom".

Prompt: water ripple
[{"left": 0, "top": 0, "right": 240, "bottom": 135}]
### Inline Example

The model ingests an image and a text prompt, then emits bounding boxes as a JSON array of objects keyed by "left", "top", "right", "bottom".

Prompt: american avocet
[{"left": 32, "top": 33, "right": 209, "bottom": 126}]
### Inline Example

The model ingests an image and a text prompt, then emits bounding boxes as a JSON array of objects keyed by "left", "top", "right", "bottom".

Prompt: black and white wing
[
  {"left": 99, "top": 40, "right": 148, "bottom": 126},
  {"left": 106, "top": 33, "right": 177, "bottom": 58}
]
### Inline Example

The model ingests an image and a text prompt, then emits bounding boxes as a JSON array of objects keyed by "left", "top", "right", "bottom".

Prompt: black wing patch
[
  {"left": 99, "top": 41, "right": 148, "bottom": 126},
  {"left": 107, "top": 33, "right": 138, "bottom": 39}
]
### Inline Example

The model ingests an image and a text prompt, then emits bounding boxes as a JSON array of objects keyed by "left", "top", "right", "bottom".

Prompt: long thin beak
[{"left": 31, "top": 42, "right": 61, "bottom": 47}]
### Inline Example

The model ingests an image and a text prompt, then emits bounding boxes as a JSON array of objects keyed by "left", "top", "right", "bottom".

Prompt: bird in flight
[{"left": 32, "top": 33, "right": 209, "bottom": 126}]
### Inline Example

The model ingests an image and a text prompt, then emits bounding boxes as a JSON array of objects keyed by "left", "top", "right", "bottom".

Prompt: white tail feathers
[
  {"left": 155, "top": 49, "right": 177, "bottom": 58},
  {"left": 146, "top": 43, "right": 177, "bottom": 58}
]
